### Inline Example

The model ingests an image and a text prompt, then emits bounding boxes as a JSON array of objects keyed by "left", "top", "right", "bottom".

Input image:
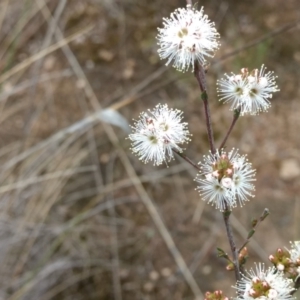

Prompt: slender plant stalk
[
  {"left": 188, "top": 3, "right": 243, "bottom": 281},
  {"left": 219, "top": 108, "right": 241, "bottom": 149},
  {"left": 173, "top": 149, "right": 201, "bottom": 171},
  {"left": 194, "top": 63, "right": 216, "bottom": 154},
  {"left": 194, "top": 62, "right": 241, "bottom": 281},
  {"left": 223, "top": 208, "right": 241, "bottom": 281}
]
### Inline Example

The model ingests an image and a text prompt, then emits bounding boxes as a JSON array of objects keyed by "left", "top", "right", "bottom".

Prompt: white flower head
[
  {"left": 195, "top": 148, "right": 256, "bottom": 211},
  {"left": 217, "top": 65, "right": 279, "bottom": 115},
  {"left": 217, "top": 72, "right": 248, "bottom": 111},
  {"left": 128, "top": 104, "right": 191, "bottom": 166},
  {"left": 288, "top": 241, "right": 300, "bottom": 264},
  {"left": 234, "top": 263, "right": 295, "bottom": 300},
  {"left": 157, "top": 5, "right": 220, "bottom": 72},
  {"left": 287, "top": 241, "right": 300, "bottom": 279}
]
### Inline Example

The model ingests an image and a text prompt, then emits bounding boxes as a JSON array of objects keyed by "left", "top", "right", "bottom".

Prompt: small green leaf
[
  {"left": 201, "top": 91, "right": 208, "bottom": 101},
  {"left": 217, "top": 247, "right": 228, "bottom": 259},
  {"left": 247, "top": 229, "right": 255, "bottom": 239}
]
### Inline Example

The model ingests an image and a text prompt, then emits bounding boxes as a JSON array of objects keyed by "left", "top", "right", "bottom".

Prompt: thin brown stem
[
  {"left": 194, "top": 63, "right": 216, "bottom": 154},
  {"left": 173, "top": 149, "right": 201, "bottom": 171},
  {"left": 219, "top": 108, "right": 241, "bottom": 149},
  {"left": 223, "top": 208, "right": 241, "bottom": 282}
]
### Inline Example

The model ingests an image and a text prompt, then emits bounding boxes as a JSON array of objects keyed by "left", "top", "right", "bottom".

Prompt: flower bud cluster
[
  {"left": 270, "top": 241, "right": 300, "bottom": 281},
  {"left": 128, "top": 104, "right": 191, "bottom": 165},
  {"left": 269, "top": 248, "right": 292, "bottom": 273},
  {"left": 205, "top": 290, "right": 229, "bottom": 300},
  {"left": 217, "top": 65, "right": 279, "bottom": 115}
]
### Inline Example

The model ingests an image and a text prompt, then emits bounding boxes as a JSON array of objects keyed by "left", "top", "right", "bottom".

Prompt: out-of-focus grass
[{"left": 0, "top": 0, "right": 300, "bottom": 299}]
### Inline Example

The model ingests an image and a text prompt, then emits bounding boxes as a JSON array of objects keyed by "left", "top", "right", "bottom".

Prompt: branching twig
[
  {"left": 219, "top": 108, "right": 241, "bottom": 149},
  {"left": 194, "top": 63, "right": 216, "bottom": 154},
  {"left": 173, "top": 149, "right": 201, "bottom": 171},
  {"left": 223, "top": 208, "right": 241, "bottom": 281},
  {"left": 238, "top": 208, "right": 270, "bottom": 253}
]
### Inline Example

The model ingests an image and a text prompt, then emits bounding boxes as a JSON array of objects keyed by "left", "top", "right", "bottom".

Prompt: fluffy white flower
[
  {"left": 217, "top": 66, "right": 279, "bottom": 115},
  {"left": 157, "top": 5, "right": 220, "bottom": 72},
  {"left": 128, "top": 104, "right": 191, "bottom": 165},
  {"left": 195, "top": 149, "right": 256, "bottom": 211},
  {"left": 288, "top": 241, "right": 300, "bottom": 263},
  {"left": 217, "top": 74, "right": 248, "bottom": 111},
  {"left": 288, "top": 241, "right": 300, "bottom": 279},
  {"left": 234, "top": 263, "right": 295, "bottom": 300}
]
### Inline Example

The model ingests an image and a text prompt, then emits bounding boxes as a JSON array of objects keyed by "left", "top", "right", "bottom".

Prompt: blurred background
[{"left": 0, "top": 0, "right": 300, "bottom": 299}]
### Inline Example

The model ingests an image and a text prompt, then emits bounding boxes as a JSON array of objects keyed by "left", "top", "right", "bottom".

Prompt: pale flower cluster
[
  {"left": 128, "top": 104, "right": 191, "bottom": 166},
  {"left": 288, "top": 241, "right": 300, "bottom": 278},
  {"left": 156, "top": 5, "right": 220, "bottom": 72},
  {"left": 195, "top": 149, "right": 256, "bottom": 211},
  {"left": 234, "top": 263, "right": 294, "bottom": 300},
  {"left": 129, "top": 6, "right": 280, "bottom": 211},
  {"left": 126, "top": 3, "right": 296, "bottom": 300},
  {"left": 217, "top": 66, "right": 279, "bottom": 115}
]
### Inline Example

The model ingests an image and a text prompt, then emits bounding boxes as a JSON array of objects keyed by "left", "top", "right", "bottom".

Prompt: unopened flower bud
[
  {"left": 269, "top": 254, "right": 275, "bottom": 262},
  {"left": 262, "top": 281, "right": 269, "bottom": 288},
  {"left": 252, "top": 276, "right": 260, "bottom": 284},
  {"left": 226, "top": 168, "right": 233, "bottom": 175},
  {"left": 212, "top": 170, "right": 219, "bottom": 177},
  {"left": 226, "top": 263, "right": 234, "bottom": 271},
  {"left": 249, "top": 288, "right": 257, "bottom": 297}
]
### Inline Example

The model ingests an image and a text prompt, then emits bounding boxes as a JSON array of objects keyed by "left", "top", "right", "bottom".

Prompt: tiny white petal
[
  {"left": 248, "top": 76, "right": 256, "bottom": 83},
  {"left": 277, "top": 263, "right": 285, "bottom": 271},
  {"left": 259, "top": 77, "right": 268, "bottom": 88},
  {"left": 221, "top": 177, "right": 233, "bottom": 188},
  {"left": 205, "top": 173, "right": 213, "bottom": 181}
]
